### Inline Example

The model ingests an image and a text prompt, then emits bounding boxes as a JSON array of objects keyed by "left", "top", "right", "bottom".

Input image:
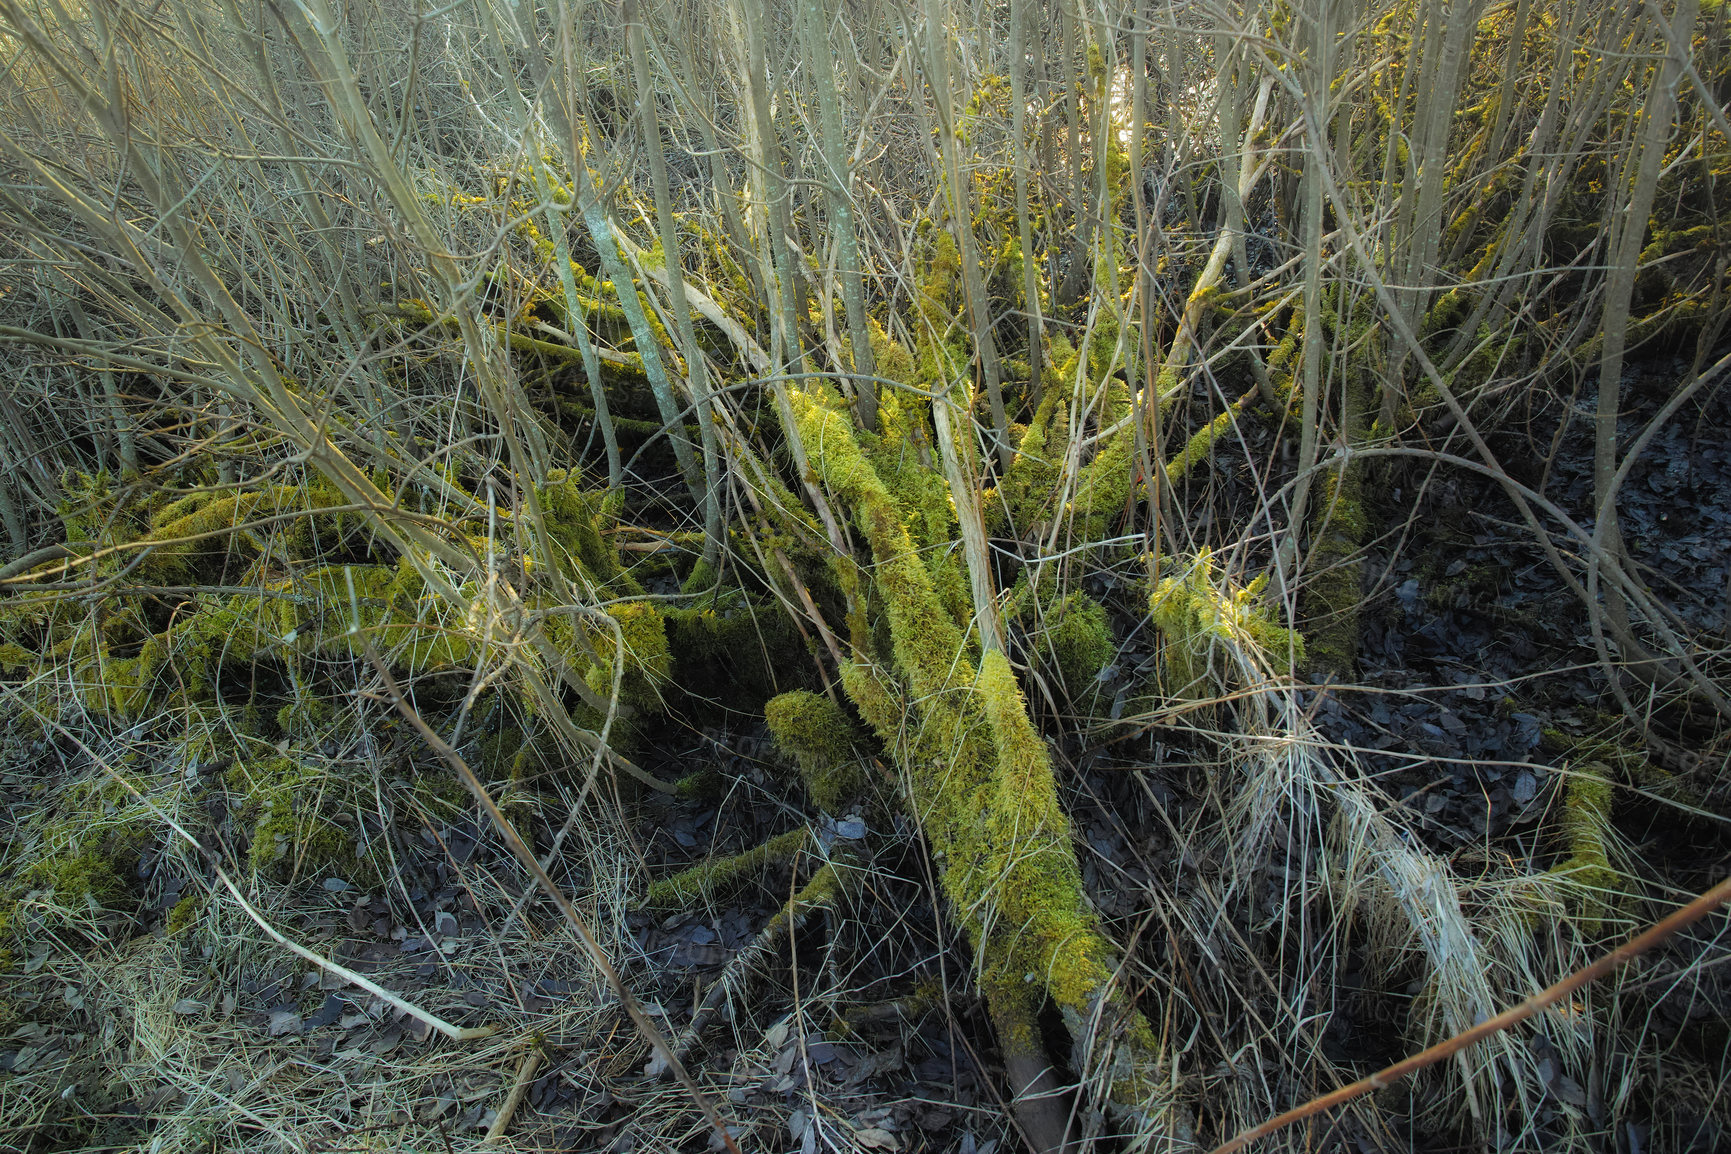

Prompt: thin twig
[{"left": 1208, "top": 875, "right": 1731, "bottom": 1154}]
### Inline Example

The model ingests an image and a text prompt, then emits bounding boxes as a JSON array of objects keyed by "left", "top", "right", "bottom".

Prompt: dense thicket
[{"left": 0, "top": 0, "right": 1728, "bottom": 1150}]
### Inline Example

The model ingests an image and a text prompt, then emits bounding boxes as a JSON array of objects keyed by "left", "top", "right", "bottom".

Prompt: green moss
[
  {"left": 1068, "top": 379, "right": 1136, "bottom": 541},
  {"left": 1303, "top": 460, "right": 1369, "bottom": 678},
  {"left": 58, "top": 469, "right": 126, "bottom": 544},
  {"left": 165, "top": 893, "right": 203, "bottom": 936},
  {"left": 276, "top": 695, "right": 334, "bottom": 741},
  {"left": 991, "top": 389, "right": 1068, "bottom": 534},
  {"left": 787, "top": 381, "right": 1169, "bottom": 1125},
  {"left": 765, "top": 690, "right": 866, "bottom": 813},
  {"left": 229, "top": 755, "right": 366, "bottom": 883},
  {"left": 680, "top": 556, "right": 719, "bottom": 595},
  {"left": 474, "top": 724, "right": 525, "bottom": 779},
  {"left": 642, "top": 827, "right": 810, "bottom": 909},
  {"left": 134, "top": 486, "right": 297, "bottom": 584},
  {"left": 274, "top": 562, "right": 474, "bottom": 671},
  {"left": 1300, "top": 365, "right": 1375, "bottom": 679},
  {"left": 1151, "top": 550, "right": 1305, "bottom": 696},
  {"left": 24, "top": 847, "right": 130, "bottom": 909},
  {"left": 506, "top": 729, "right": 561, "bottom": 785},
  {"left": 663, "top": 588, "right": 803, "bottom": 714},
  {"left": 1165, "top": 407, "right": 1236, "bottom": 484},
  {"left": 1042, "top": 593, "right": 1114, "bottom": 690},
  {"left": 12, "top": 774, "right": 153, "bottom": 920},
  {"left": 1548, "top": 765, "right": 1622, "bottom": 935},
  {"left": 1540, "top": 723, "right": 1694, "bottom": 802},
  {"left": 583, "top": 599, "right": 670, "bottom": 716},
  {"left": 1009, "top": 580, "right": 1114, "bottom": 696},
  {"left": 532, "top": 470, "right": 642, "bottom": 594},
  {"left": 973, "top": 649, "right": 1131, "bottom": 1017},
  {"left": 673, "top": 769, "right": 723, "bottom": 802}
]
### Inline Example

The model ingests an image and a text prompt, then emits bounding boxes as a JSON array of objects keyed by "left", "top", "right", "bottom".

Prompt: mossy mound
[
  {"left": 225, "top": 755, "right": 379, "bottom": 885},
  {"left": 1150, "top": 550, "right": 1304, "bottom": 697},
  {"left": 1010, "top": 583, "right": 1115, "bottom": 698},
  {"left": 764, "top": 690, "right": 867, "bottom": 813}
]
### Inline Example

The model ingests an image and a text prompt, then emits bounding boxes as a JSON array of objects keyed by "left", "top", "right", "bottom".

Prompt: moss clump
[
  {"left": 276, "top": 695, "right": 334, "bottom": 741},
  {"left": 11, "top": 776, "right": 152, "bottom": 923},
  {"left": 673, "top": 769, "right": 723, "bottom": 802},
  {"left": 1009, "top": 579, "right": 1114, "bottom": 696},
  {"left": 269, "top": 562, "right": 475, "bottom": 672},
  {"left": 1541, "top": 723, "right": 1695, "bottom": 803},
  {"left": 165, "top": 893, "right": 203, "bottom": 936},
  {"left": 24, "top": 847, "right": 130, "bottom": 910},
  {"left": 663, "top": 587, "right": 804, "bottom": 713},
  {"left": 1150, "top": 550, "right": 1304, "bottom": 697},
  {"left": 532, "top": 470, "right": 642, "bottom": 594},
  {"left": 765, "top": 690, "right": 866, "bottom": 813},
  {"left": 132, "top": 485, "right": 304, "bottom": 585},
  {"left": 583, "top": 599, "right": 670, "bottom": 715},
  {"left": 1043, "top": 592, "right": 1114, "bottom": 690},
  {"left": 411, "top": 767, "right": 474, "bottom": 817},
  {"left": 642, "top": 827, "right": 810, "bottom": 909},
  {"left": 228, "top": 756, "right": 363, "bottom": 883},
  {"left": 58, "top": 468, "right": 126, "bottom": 544},
  {"left": 473, "top": 724, "right": 526, "bottom": 780},
  {"left": 1300, "top": 365, "right": 1375, "bottom": 680},
  {"left": 1164, "top": 405, "right": 1239, "bottom": 484},
  {"left": 1547, "top": 765, "right": 1623, "bottom": 935},
  {"left": 1068, "top": 378, "right": 1136, "bottom": 542},
  {"left": 990, "top": 388, "right": 1067, "bottom": 535}
]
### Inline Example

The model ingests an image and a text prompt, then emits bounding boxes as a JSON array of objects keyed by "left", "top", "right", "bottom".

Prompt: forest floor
[{"left": 0, "top": 351, "right": 1727, "bottom": 1154}]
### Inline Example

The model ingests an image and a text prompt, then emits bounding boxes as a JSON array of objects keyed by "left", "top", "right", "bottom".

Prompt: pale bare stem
[
  {"left": 1591, "top": 0, "right": 1699, "bottom": 652},
  {"left": 801, "top": 0, "right": 880, "bottom": 432},
  {"left": 1010, "top": 0, "right": 1045, "bottom": 408},
  {"left": 524, "top": 5, "right": 624, "bottom": 488},
  {"left": 1281, "top": 0, "right": 1334, "bottom": 571},
  {"left": 923, "top": 0, "right": 1011, "bottom": 472},
  {"left": 625, "top": 0, "right": 724, "bottom": 565},
  {"left": 931, "top": 389, "right": 1005, "bottom": 653}
]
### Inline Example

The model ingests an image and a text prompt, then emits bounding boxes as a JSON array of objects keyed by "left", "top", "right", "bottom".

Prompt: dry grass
[{"left": 0, "top": 0, "right": 1727, "bottom": 1150}]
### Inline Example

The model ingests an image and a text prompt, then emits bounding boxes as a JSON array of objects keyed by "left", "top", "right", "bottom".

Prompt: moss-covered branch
[{"left": 784, "top": 380, "right": 1182, "bottom": 1143}]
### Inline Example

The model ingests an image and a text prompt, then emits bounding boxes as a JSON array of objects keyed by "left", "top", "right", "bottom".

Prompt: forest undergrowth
[{"left": 0, "top": 0, "right": 1729, "bottom": 1150}]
